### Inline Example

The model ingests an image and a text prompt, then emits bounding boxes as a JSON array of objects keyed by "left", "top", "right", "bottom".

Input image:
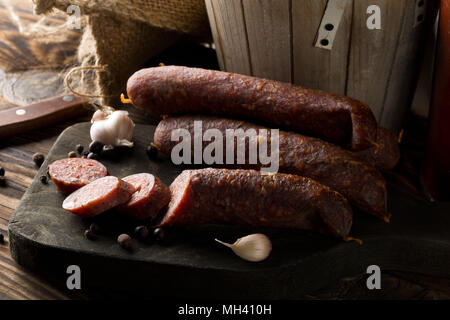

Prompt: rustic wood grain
[
  {"left": 206, "top": 0, "right": 252, "bottom": 74},
  {"left": 379, "top": 0, "right": 422, "bottom": 131},
  {"left": 207, "top": 0, "right": 436, "bottom": 133},
  {"left": 0, "top": 0, "right": 82, "bottom": 110},
  {"left": 292, "top": 0, "right": 352, "bottom": 94},
  {"left": 0, "top": 0, "right": 81, "bottom": 73},
  {"left": 242, "top": 0, "right": 291, "bottom": 82},
  {"left": 380, "top": 0, "right": 436, "bottom": 132},
  {"left": 204, "top": 0, "right": 226, "bottom": 71},
  {"left": 346, "top": 0, "right": 407, "bottom": 120}
]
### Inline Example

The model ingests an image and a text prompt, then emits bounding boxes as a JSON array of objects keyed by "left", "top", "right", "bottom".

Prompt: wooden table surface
[{"left": 0, "top": 0, "right": 449, "bottom": 300}]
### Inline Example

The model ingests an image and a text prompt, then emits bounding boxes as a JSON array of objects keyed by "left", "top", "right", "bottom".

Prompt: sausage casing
[
  {"left": 159, "top": 168, "right": 353, "bottom": 239},
  {"left": 356, "top": 127, "right": 400, "bottom": 171},
  {"left": 127, "top": 66, "right": 377, "bottom": 150},
  {"left": 154, "top": 115, "right": 388, "bottom": 221}
]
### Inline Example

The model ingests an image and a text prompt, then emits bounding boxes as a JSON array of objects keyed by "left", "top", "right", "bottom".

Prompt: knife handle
[{"left": 0, "top": 95, "right": 90, "bottom": 139}]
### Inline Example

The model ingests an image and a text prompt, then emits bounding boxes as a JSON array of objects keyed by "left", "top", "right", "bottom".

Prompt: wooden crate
[{"left": 205, "top": 0, "right": 437, "bottom": 133}]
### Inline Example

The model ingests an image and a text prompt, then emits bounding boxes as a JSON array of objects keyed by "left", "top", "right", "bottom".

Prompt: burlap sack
[{"left": 32, "top": 0, "right": 210, "bottom": 106}]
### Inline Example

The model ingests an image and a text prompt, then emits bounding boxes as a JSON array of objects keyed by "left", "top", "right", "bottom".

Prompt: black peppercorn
[
  {"left": 153, "top": 227, "right": 165, "bottom": 242},
  {"left": 76, "top": 144, "right": 84, "bottom": 154},
  {"left": 40, "top": 175, "right": 48, "bottom": 184},
  {"left": 84, "top": 229, "right": 96, "bottom": 240},
  {"left": 89, "top": 140, "right": 104, "bottom": 154},
  {"left": 32, "top": 153, "right": 45, "bottom": 167},
  {"left": 134, "top": 226, "right": 149, "bottom": 241},
  {"left": 146, "top": 144, "right": 158, "bottom": 159},
  {"left": 89, "top": 223, "right": 100, "bottom": 234},
  {"left": 101, "top": 145, "right": 119, "bottom": 159},
  {"left": 117, "top": 234, "right": 132, "bottom": 250},
  {"left": 87, "top": 152, "right": 99, "bottom": 160}
]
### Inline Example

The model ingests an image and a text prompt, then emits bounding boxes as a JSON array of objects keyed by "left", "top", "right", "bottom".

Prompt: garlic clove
[
  {"left": 215, "top": 233, "right": 272, "bottom": 262},
  {"left": 91, "top": 110, "right": 107, "bottom": 123},
  {"left": 116, "top": 139, "right": 134, "bottom": 147},
  {"left": 90, "top": 110, "right": 135, "bottom": 147}
]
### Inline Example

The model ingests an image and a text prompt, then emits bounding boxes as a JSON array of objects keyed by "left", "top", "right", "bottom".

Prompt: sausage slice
[
  {"left": 159, "top": 169, "right": 353, "bottom": 239},
  {"left": 49, "top": 158, "right": 108, "bottom": 195},
  {"left": 62, "top": 176, "right": 135, "bottom": 218},
  {"left": 117, "top": 173, "right": 171, "bottom": 220}
]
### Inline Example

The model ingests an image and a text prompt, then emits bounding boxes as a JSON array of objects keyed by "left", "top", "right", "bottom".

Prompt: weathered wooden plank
[
  {"left": 242, "top": 0, "right": 291, "bottom": 82},
  {"left": 292, "top": 0, "right": 352, "bottom": 94},
  {"left": 380, "top": 1, "right": 435, "bottom": 132},
  {"left": 0, "top": 0, "right": 81, "bottom": 73},
  {"left": 205, "top": 0, "right": 226, "bottom": 71},
  {"left": 208, "top": 0, "right": 252, "bottom": 74},
  {"left": 346, "top": 0, "right": 407, "bottom": 121}
]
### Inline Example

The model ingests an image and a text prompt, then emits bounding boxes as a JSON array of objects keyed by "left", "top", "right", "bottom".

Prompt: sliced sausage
[
  {"left": 127, "top": 66, "right": 377, "bottom": 151},
  {"left": 116, "top": 173, "right": 171, "bottom": 220},
  {"left": 49, "top": 158, "right": 108, "bottom": 195},
  {"left": 159, "top": 169, "right": 353, "bottom": 239},
  {"left": 62, "top": 176, "right": 135, "bottom": 218},
  {"left": 356, "top": 127, "right": 400, "bottom": 171},
  {"left": 153, "top": 115, "right": 389, "bottom": 221}
]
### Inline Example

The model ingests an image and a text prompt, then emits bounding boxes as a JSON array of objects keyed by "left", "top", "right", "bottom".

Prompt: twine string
[{"left": 64, "top": 65, "right": 108, "bottom": 99}]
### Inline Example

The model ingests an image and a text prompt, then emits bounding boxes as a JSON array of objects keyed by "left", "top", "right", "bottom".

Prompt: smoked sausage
[
  {"left": 127, "top": 66, "right": 377, "bottom": 150},
  {"left": 355, "top": 127, "right": 400, "bottom": 171},
  {"left": 153, "top": 115, "right": 389, "bottom": 221},
  {"left": 49, "top": 158, "right": 108, "bottom": 195},
  {"left": 63, "top": 176, "right": 135, "bottom": 218},
  {"left": 117, "top": 173, "right": 171, "bottom": 220},
  {"left": 159, "top": 168, "right": 353, "bottom": 239}
]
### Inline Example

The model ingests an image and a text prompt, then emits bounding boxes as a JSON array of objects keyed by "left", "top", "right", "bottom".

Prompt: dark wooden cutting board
[{"left": 8, "top": 122, "right": 450, "bottom": 299}]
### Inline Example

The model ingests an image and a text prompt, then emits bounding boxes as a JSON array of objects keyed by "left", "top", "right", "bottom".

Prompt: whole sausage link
[
  {"left": 153, "top": 115, "right": 388, "bottom": 221},
  {"left": 159, "top": 168, "right": 353, "bottom": 239},
  {"left": 127, "top": 66, "right": 377, "bottom": 151}
]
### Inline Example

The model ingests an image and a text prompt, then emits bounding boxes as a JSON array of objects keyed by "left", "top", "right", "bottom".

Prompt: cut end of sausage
[
  {"left": 117, "top": 173, "right": 171, "bottom": 220},
  {"left": 356, "top": 127, "right": 400, "bottom": 170},
  {"left": 158, "top": 171, "right": 192, "bottom": 227},
  {"left": 316, "top": 191, "right": 353, "bottom": 239},
  {"left": 62, "top": 176, "right": 134, "bottom": 218},
  {"left": 49, "top": 158, "right": 108, "bottom": 195},
  {"left": 348, "top": 100, "right": 378, "bottom": 151}
]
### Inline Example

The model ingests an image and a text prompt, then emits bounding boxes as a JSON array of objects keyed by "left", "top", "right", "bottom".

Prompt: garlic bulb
[
  {"left": 90, "top": 110, "right": 135, "bottom": 147},
  {"left": 215, "top": 234, "right": 272, "bottom": 262}
]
